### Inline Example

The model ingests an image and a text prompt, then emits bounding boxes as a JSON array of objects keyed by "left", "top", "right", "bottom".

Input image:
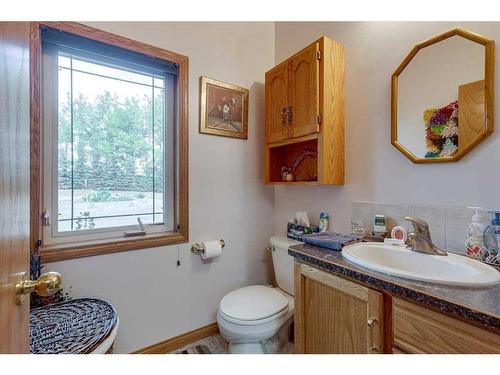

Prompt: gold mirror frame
[{"left": 391, "top": 28, "right": 495, "bottom": 163}]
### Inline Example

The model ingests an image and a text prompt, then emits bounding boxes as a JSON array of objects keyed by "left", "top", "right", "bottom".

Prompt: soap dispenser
[
  {"left": 465, "top": 207, "right": 486, "bottom": 260},
  {"left": 483, "top": 211, "right": 500, "bottom": 260}
]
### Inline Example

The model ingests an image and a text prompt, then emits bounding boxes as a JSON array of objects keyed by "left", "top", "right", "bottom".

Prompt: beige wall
[
  {"left": 45, "top": 22, "right": 275, "bottom": 353},
  {"left": 274, "top": 22, "right": 500, "bottom": 236}
]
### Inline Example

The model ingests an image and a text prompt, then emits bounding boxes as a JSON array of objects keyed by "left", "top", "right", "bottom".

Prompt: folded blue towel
[{"left": 303, "top": 231, "right": 361, "bottom": 251}]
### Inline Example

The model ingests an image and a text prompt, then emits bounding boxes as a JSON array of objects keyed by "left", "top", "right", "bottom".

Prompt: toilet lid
[{"left": 219, "top": 285, "right": 289, "bottom": 322}]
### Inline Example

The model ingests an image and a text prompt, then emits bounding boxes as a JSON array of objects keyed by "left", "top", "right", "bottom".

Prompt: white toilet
[{"left": 217, "top": 236, "right": 301, "bottom": 354}]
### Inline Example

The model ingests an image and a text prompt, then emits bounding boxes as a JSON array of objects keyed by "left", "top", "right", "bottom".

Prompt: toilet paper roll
[{"left": 201, "top": 240, "right": 223, "bottom": 260}]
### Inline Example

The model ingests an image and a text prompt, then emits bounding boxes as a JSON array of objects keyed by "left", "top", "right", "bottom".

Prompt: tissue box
[{"left": 287, "top": 222, "right": 319, "bottom": 241}]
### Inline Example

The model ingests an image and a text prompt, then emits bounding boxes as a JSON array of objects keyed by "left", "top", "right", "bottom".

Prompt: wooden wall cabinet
[
  {"left": 294, "top": 262, "right": 500, "bottom": 354},
  {"left": 266, "top": 62, "right": 289, "bottom": 143},
  {"left": 264, "top": 37, "right": 345, "bottom": 185}
]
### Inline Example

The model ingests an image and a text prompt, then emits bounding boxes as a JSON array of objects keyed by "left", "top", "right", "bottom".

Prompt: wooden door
[
  {"left": 265, "top": 62, "right": 289, "bottom": 143},
  {"left": 295, "top": 264, "right": 386, "bottom": 354},
  {"left": 0, "top": 22, "right": 31, "bottom": 354},
  {"left": 458, "top": 80, "right": 485, "bottom": 152},
  {"left": 289, "top": 43, "right": 320, "bottom": 139}
]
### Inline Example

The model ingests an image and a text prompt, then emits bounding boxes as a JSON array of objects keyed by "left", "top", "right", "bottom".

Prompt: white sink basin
[{"left": 343, "top": 242, "right": 500, "bottom": 287}]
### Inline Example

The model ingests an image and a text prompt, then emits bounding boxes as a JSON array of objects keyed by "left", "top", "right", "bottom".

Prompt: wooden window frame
[{"left": 30, "top": 22, "right": 189, "bottom": 263}]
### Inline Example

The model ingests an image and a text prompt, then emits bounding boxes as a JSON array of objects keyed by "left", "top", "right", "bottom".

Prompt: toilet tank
[{"left": 270, "top": 236, "right": 302, "bottom": 296}]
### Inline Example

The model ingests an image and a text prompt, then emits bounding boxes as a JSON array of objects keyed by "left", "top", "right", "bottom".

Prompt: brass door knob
[{"left": 16, "top": 271, "right": 62, "bottom": 305}]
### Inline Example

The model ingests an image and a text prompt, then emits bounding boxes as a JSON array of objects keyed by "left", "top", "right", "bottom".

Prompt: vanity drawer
[{"left": 393, "top": 298, "right": 500, "bottom": 354}]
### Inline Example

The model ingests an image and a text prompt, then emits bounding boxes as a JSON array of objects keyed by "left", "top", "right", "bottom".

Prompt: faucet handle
[{"left": 404, "top": 216, "right": 430, "bottom": 234}]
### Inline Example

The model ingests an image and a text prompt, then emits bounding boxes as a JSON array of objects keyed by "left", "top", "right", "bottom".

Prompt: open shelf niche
[{"left": 265, "top": 136, "right": 319, "bottom": 185}]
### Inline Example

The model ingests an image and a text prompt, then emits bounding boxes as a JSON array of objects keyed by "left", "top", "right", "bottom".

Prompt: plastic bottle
[
  {"left": 465, "top": 207, "right": 486, "bottom": 260},
  {"left": 319, "top": 212, "right": 329, "bottom": 232},
  {"left": 373, "top": 214, "right": 387, "bottom": 236},
  {"left": 483, "top": 211, "right": 500, "bottom": 258}
]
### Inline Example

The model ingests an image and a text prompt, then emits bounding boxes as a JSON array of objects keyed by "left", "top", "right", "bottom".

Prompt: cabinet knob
[
  {"left": 367, "top": 318, "right": 377, "bottom": 327},
  {"left": 367, "top": 317, "right": 379, "bottom": 353}
]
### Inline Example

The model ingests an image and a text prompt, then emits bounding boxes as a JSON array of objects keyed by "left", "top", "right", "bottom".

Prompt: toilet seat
[
  {"left": 219, "top": 306, "right": 289, "bottom": 326},
  {"left": 219, "top": 285, "right": 289, "bottom": 326}
]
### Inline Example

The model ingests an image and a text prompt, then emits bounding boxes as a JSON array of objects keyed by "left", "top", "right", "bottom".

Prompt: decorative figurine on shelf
[
  {"left": 281, "top": 166, "right": 294, "bottom": 182},
  {"left": 280, "top": 149, "right": 318, "bottom": 182}
]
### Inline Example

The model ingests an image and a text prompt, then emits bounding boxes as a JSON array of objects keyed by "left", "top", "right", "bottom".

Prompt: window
[{"left": 33, "top": 23, "right": 188, "bottom": 261}]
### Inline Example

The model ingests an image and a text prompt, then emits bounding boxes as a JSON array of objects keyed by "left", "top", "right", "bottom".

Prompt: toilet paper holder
[{"left": 190, "top": 239, "right": 225, "bottom": 255}]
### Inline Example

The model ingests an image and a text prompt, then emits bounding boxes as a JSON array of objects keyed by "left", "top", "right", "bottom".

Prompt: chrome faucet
[{"left": 404, "top": 216, "right": 447, "bottom": 256}]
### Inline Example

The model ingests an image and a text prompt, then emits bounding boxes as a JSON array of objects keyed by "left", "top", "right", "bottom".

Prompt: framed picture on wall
[{"left": 199, "top": 76, "right": 249, "bottom": 139}]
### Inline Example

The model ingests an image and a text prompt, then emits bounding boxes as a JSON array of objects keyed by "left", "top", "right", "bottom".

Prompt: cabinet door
[
  {"left": 265, "top": 62, "right": 289, "bottom": 143},
  {"left": 295, "top": 264, "right": 386, "bottom": 354},
  {"left": 289, "top": 43, "right": 320, "bottom": 139},
  {"left": 393, "top": 298, "right": 500, "bottom": 354}
]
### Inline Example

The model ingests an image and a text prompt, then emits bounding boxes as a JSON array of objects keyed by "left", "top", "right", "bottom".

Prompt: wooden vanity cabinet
[
  {"left": 392, "top": 298, "right": 500, "bottom": 354},
  {"left": 264, "top": 37, "right": 344, "bottom": 185},
  {"left": 294, "top": 264, "right": 389, "bottom": 354},
  {"left": 294, "top": 262, "right": 500, "bottom": 354}
]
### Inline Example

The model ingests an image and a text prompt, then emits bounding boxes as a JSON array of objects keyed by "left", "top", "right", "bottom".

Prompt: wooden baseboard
[{"left": 132, "top": 323, "right": 219, "bottom": 354}]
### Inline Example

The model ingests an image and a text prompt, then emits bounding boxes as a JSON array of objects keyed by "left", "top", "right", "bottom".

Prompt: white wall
[
  {"left": 45, "top": 22, "right": 275, "bottom": 354},
  {"left": 274, "top": 22, "right": 500, "bottom": 235}
]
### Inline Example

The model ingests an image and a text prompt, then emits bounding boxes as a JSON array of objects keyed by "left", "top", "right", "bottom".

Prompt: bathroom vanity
[{"left": 290, "top": 244, "right": 500, "bottom": 354}]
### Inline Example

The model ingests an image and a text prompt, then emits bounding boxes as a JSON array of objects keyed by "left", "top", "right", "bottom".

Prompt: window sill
[{"left": 38, "top": 231, "right": 188, "bottom": 263}]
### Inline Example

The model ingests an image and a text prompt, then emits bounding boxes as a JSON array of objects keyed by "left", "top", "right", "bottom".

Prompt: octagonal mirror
[{"left": 391, "top": 28, "right": 494, "bottom": 163}]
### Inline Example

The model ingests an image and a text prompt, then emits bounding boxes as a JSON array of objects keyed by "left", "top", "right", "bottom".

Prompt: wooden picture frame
[
  {"left": 199, "top": 76, "right": 249, "bottom": 139},
  {"left": 391, "top": 28, "right": 494, "bottom": 163}
]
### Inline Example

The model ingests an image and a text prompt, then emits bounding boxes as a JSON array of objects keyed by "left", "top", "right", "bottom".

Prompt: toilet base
[
  {"left": 228, "top": 342, "right": 266, "bottom": 354},
  {"left": 217, "top": 286, "right": 295, "bottom": 354}
]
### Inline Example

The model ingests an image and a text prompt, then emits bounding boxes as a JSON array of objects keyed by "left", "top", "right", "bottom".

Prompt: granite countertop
[{"left": 289, "top": 243, "right": 500, "bottom": 332}]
